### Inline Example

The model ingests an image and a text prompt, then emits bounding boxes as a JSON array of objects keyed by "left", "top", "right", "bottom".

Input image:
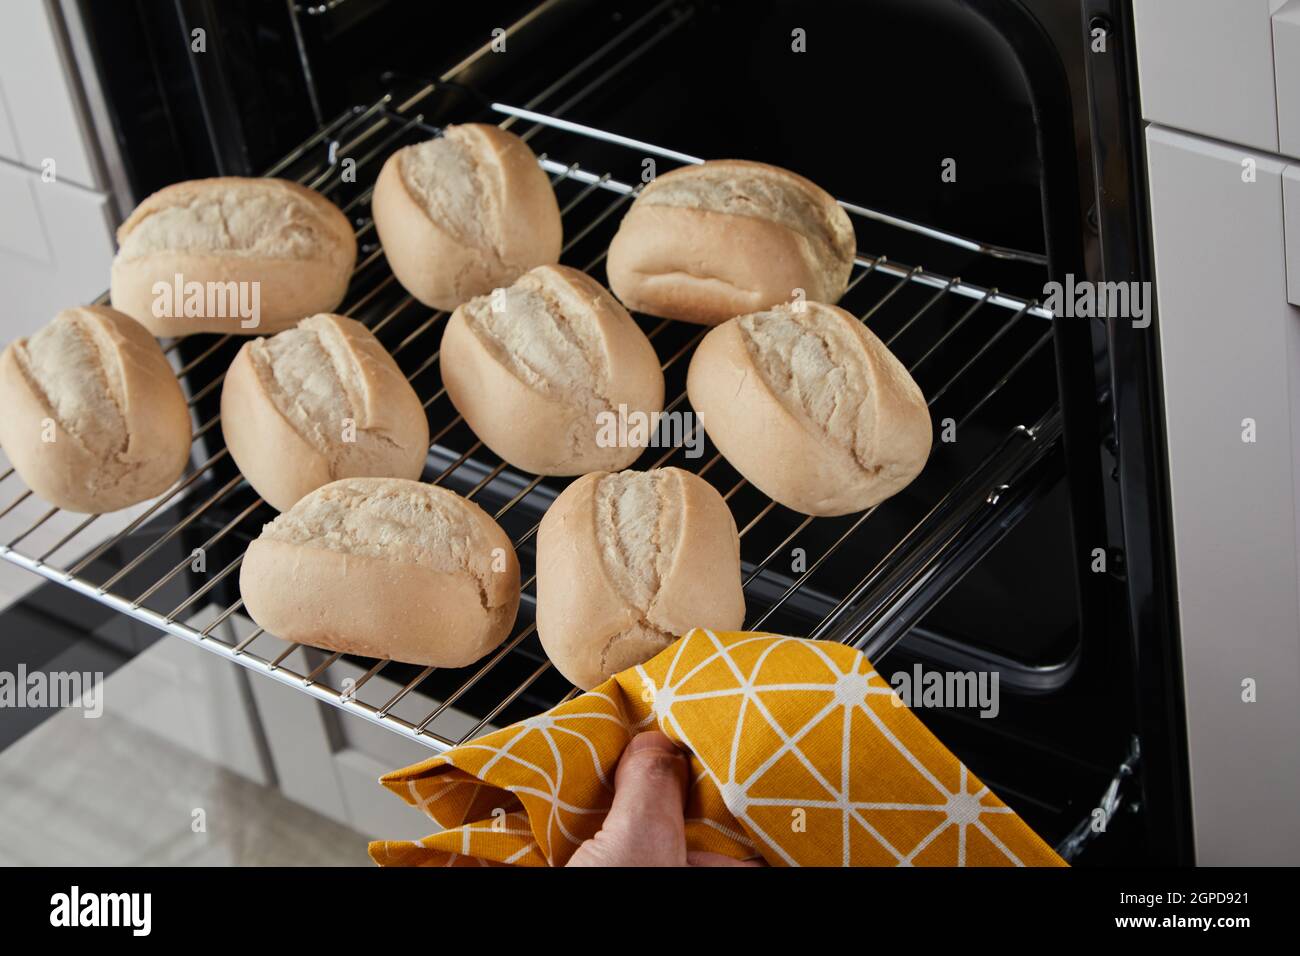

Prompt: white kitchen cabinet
[
  {"left": 0, "top": 0, "right": 102, "bottom": 189},
  {"left": 0, "top": 160, "right": 116, "bottom": 336},
  {"left": 1144, "top": 126, "right": 1300, "bottom": 865},
  {"left": 0, "top": 0, "right": 118, "bottom": 340},
  {"left": 1273, "top": 2, "right": 1300, "bottom": 157},
  {"left": 1133, "top": 0, "right": 1291, "bottom": 154},
  {"left": 0, "top": 73, "right": 18, "bottom": 163},
  {"left": 1285, "top": 168, "right": 1300, "bottom": 306}
]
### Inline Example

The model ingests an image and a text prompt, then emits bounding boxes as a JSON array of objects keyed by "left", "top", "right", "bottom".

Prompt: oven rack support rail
[{"left": 0, "top": 13, "right": 1062, "bottom": 757}]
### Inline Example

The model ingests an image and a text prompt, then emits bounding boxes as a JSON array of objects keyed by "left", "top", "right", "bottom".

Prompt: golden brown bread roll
[
  {"left": 240, "top": 478, "right": 520, "bottom": 667},
  {"left": 110, "top": 177, "right": 356, "bottom": 337},
  {"left": 606, "top": 159, "right": 855, "bottom": 325},
  {"left": 439, "top": 265, "right": 664, "bottom": 476},
  {"left": 220, "top": 313, "right": 429, "bottom": 512},
  {"left": 0, "top": 306, "right": 191, "bottom": 513},
  {"left": 686, "top": 301, "right": 932, "bottom": 516},
  {"left": 372, "top": 124, "right": 562, "bottom": 310},
  {"left": 536, "top": 467, "right": 745, "bottom": 689}
]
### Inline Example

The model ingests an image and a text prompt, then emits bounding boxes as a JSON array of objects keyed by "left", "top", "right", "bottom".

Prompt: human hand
[{"left": 566, "top": 730, "right": 763, "bottom": 867}]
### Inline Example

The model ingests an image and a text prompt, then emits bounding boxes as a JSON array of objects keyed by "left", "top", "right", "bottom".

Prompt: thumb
[
  {"left": 567, "top": 731, "right": 689, "bottom": 866},
  {"left": 603, "top": 730, "right": 689, "bottom": 838}
]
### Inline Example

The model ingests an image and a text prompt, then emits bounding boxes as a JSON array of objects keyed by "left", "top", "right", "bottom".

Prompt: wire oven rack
[{"left": 0, "top": 5, "right": 1062, "bottom": 754}]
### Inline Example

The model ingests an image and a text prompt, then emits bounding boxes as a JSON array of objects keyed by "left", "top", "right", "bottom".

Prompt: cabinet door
[
  {"left": 0, "top": 0, "right": 101, "bottom": 188},
  {"left": 1133, "top": 0, "right": 1285, "bottom": 153},
  {"left": 0, "top": 161, "right": 115, "bottom": 335},
  {"left": 1145, "top": 125, "right": 1300, "bottom": 864},
  {"left": 1275, "top": 2, "right": 1300, "bottom": 157}
]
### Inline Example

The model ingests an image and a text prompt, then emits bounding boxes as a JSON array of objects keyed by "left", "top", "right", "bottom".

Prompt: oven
[{"left": 2, "top": 0, "right": 1295, "bottom": 868}]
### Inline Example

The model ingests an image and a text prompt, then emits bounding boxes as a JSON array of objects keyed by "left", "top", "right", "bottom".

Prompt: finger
[
  {"left": 603, "top": 731, "right": 689, "bottom": 838},
  {"left": 567, "top": 731, "right": 689, "bottom": 867},
  {"left": 687, "top": 850, "right": 767, "bottom": 867}
]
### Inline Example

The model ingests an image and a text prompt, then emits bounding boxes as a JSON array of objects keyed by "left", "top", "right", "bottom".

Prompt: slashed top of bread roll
[
  {"left": 638, "top": 161, "right": 855, "bottom": 292},
  {"left": 441, "top": 265, "right": 663, "bottom": 475},
  {"left": 246, "top": 314, "right": 408, "bottom": 459},
  {"left": 0, "top": 305, "right": 191, "bottom": 512},
  {"left": 258, "top": 478, "right": 497, "bottom": 578},
  {"left": 220, "top": 313, "right": 429, "bottom": 511},
  {"left": 536, "top": 467, "right": 744, "bottom": 689},
  {"left": 241, "top": 477, "right": 520, "bottom": 667},
  {"left": 593, "top": 469, "right": 686, "bottom": 641},
  {"left": 374, "top": 124, "right": 562, "bottom": 310},
  {"left": 687, "top": 301, "right": 931, "bottom": 516},
  {"left": 605, "top": 159, "right": 856, "bottom": 325},
  {"left": 111, "top": 177, "right": 356, "bottom": 337},
  {"left": 737, "top": 305, "right": 893, "bottom": 472},
  {"left": 17, "top": 309, "right": 133, "bottom": 462},
  {"left": 458, "top": 269, "right": 610, "bottom": 405},
  {"left": 116, "top": 177, "right": 354, "bottom": 267},
  {"left": 398, "top": 132, "right": 502, "bottom": 255}
]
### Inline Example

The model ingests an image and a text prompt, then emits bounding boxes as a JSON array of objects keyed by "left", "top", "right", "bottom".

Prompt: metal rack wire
[{"left": 0, "top": 2, "right": 1061, "bottom": 753}]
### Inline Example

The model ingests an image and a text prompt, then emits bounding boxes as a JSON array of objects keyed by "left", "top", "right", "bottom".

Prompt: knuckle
[{"left": 624, "top": 749, "right": 682, "bottom": 779}]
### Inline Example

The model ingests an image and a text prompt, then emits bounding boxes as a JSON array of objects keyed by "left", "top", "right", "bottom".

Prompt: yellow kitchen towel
[{"left": 369, "top": 629, "right": 1065, "bottom": 867}]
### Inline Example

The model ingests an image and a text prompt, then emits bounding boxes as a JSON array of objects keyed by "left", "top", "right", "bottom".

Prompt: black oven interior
[{"left": 4, "top": 0, "right": 1183, "bottom": 864}]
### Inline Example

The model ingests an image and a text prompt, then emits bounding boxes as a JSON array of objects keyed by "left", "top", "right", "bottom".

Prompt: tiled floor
[{"left": 0, "top": 701, "right": 372, "bottom": 867}]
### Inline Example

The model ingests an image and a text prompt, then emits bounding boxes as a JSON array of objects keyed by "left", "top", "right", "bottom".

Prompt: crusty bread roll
[
  {"left": 606, "top": 159, "right": 856, "bottom": 325},
  {"left": 220, "top": 313, "right": 429, "bottom": 512},
  {"left": 536, "top": 468, "right": 745, "bottom": 690},
  {"left": 0, "top": 306, "right": 191, "bottom": 513},
  {"left": 110, "top": 177, "right": 356, "bottom": 338},
  {"left": 440, "top": 265, "right": 664, "bottom": 476},
  {"left": 372, "top": 124, "right": 562, "bottom": 310},
  {"left": 687, "top": 301, "right": 932, "bottom": 516},
  {"left": 240, "top": 478, "right": 520, "bottom": 667}
]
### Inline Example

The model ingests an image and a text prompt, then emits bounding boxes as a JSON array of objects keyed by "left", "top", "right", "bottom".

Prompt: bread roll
[
  {"left": 220, "top": 313, "right": 429, "bottom": 512},
  {"left": 0, "top": 306, "right": 191, "bottom": 513},
  {"left": 536, "top": 468, "right": 744, "bottom": 690},
  {"left": 687, "top": 301, "right": 932, "bottom": 516},
  {"left": 440, "top": 265, "right": 664, "bottom": 476},
  {"left": 240, "top": 478, "right": 520, "bottom": 667},
  {"left": 111, "top": 177, "right": 356, "bottom": 337},
  {"left": 606, "top": 159, "right": 855, "bottom": 325},
  {"left": 372, "top": 124, "right": 562, "bottom": 310}
]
